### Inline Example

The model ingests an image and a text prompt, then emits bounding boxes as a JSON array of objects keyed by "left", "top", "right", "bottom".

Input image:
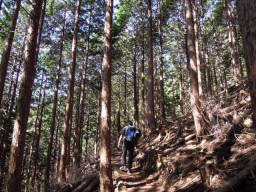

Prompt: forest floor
[
  {"left": 58, "top": 81, "right": 256, "bottom": 192},
  {"left": 111, "top": 80, "right": 256, "bottom": 192}
]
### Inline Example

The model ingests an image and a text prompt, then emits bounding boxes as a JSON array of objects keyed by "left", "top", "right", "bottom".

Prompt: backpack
[{"left": 125, "top": 126, "right": 137, "bottom": 142}]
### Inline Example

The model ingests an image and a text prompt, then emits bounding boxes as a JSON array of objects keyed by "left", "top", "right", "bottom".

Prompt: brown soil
[{"left": 112, "top": 81, "right": 256, "bottom": 192}]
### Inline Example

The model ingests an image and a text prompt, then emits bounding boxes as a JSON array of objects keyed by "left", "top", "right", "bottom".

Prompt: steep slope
[
  {"left": 113, "top": 81, "right": 256, "bottom": 192},
  {"left": 57, "top": 81, "right": 256, "bottom": 192}
]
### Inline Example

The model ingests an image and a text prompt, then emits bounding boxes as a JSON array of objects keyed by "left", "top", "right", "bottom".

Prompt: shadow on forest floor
[{"left": 112, "top": 81, "right": 256, "bottom": 192}]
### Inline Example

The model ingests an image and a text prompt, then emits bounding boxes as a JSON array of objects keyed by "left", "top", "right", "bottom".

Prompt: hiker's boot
[
  {"left": 120, "top": 166, "right": 126, "bottom": 171},
  {"left": 127, "top": 169, "right": 132, "bottom": 174}
]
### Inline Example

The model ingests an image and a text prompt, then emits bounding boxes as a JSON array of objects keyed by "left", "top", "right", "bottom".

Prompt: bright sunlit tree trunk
[{"left": 99, "top": 0, "right": 114, "bottom": 191}]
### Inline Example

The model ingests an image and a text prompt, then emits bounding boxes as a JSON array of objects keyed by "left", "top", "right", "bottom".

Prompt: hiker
[{"left": 117, "top": 120, "right": 141, "bottom": 173}]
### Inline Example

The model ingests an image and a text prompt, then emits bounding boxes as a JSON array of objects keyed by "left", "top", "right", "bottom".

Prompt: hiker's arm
[{"left": 117, "top": 135, "right": 123, "bottom": 149}]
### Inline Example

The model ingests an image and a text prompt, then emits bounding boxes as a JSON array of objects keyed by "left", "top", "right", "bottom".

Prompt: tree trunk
[
  {"left": 124, "top": 64, "right": 127, "bottom": 121},
  {"left": 95, "top": 91, "right": 101, "bottom": 159},
  {"left": 73, "top": 77, "right": 82, "bottom": 168},
  {"left": 213, "top": 56, "right": 218, "bottom": 93},
  {"left": 157, "top": 0, "right": 166, "bottom": 119},
  {"left": 54, "top": 119, "right": 61, "bottom": 176},
  {"left": 31, "top": 87, "right": 46, "bottom": 191},
  {"left": 117, "top": 83, "right": 121, "bottom": 137},
  {"left": 6, "top": 1, "right": 44, "bottom": 191},
  {"left": 58, "top": 0, "right": 81, "bottom": 184},
  {"left": 225, "top": 0, "right": 241, "bottom": 84},
  {"left": 178, "top": 51, "right": 184, "bottom": 115},
  {"left": 44, "top": 12, "right": 65, "bottom": 190},
  {"left": 146, "top": 0, "right": 156, "bottom": 130},
  {"left": 192, "top": 0, "right": 203, "bottom": 97},
  {"left": 29, "top": 3, "right": 47, "bottom": 184},
  {"left": 141, "top": 20, "right": 145, "bottom": 132},
  {"left": 99, "top": 0, "right": 113, "bottom": 191},
  {"left": 133, "top": 40, "right": 139, "bottom": 126},
  {"left": 85, "top": 109, "right": 90, "bottom": 156},
  {"left": 237, "top": 0, "right": 256, "bottom": 126},
  {"left": 4, "top": 62, "right": 15, "bottom": 111},
  {"left": 0, "top": 57, "right": 22, "bottom": 191},
  {"left": 185, "top": 0, "right": 204, "bottom": 137},
  {"left": 0, "top": 0, "right": 21, "bottom": 109},
  {"left": 29, "top": 74, "right": 44, "bottom": 191},
  {"left": 73, "top": 12, "right": 92, "bottom": 168},
  {"left": 200, "top": 0, "right": 212, "bottom": 96}
]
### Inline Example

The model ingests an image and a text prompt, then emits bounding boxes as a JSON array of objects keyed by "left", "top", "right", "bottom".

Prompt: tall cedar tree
[
  {"left": 191, "top": 0, "right": 203, "bottom": 97},
  {"left": 31, "top": 86, "right": 46, "bottom": 190},
  {"left": 124, "top": 64, "right": 127, "bottom": 121},
  {"left": 6, "top": 1, "right": 44, "bottom": 191},
  {"left": 185, "top": 0, "right": 204, "bottom": 137},
  {"left": 0, "top": 54, "right": 22, "bottom": 191},
  {"left": 133, "top": 39, "right": 139, "bottom": 125},
  {"left": 157, "top": 0, "right": 166, "bottom": 119},
  {"left": 0, "top": 0, "right": 21, "bottom": 108},
  {"left": 146, "top": 0, "right": 156, "bottom": 130},
  {"left": 73, "top": 10, "right": 92, "bottom": 168},
  {"left": 44, "top": 11, "right": 66, "bottom": 190},
  {"left": 58, "top": 0, "right": 81, "bottom": 183},
  {"left": 99, "top": 0, "right": 114, "bottom": 191},
  {"left": 200, "top": 0, "right": 212, "bottom": 96},
  {"left": 237, "top": 0, "right": 256, "bottom": 127},
  {"left": 225, "top": 0, "right": 241, "bottom": 84},
  {"left": 141, "top": 17, "right": 145, "bottom": 132}
]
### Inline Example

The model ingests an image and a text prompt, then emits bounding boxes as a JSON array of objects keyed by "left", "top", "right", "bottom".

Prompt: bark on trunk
[
  {"left": 157, "top": 0, "right": 166, "bottom": 119},
  {"left": 85, "top": 109, "right": 90, "bottom": 156},
  {"left": 178, "top": 52, "right": 184, "bottom": 115},
  {"left": 185, "top": 0, "right": 204, "bottom": 137},
  {"left": 117, "top": 83, "right": 121, "bottom": 137},
  {"left": 0, "top": 0, "right": 22, "bottom": 108},
  {"left": 73, "top": 12, "right": 92, "bottom": 168},
  {"left": 141, "top": 20, "right": 145, "bottom": 132},
  {"left": 133, "top": 40, "right": 139, "bottom": 126},
  {"left": 73, "top": 78, "right": 82, "bottom": 168},
  {"left": 99, "top": 0, "right": 114, "bottom": 191},
  {"left": 29, "top": 74, "right": 44, "bottom": 191},
  {"left": 192, "top": 0, "right": 203, "bottom": 97},
  {"left": 5, "top": 63, "right": 15, "bottom": 111},
  {"left": 146, "top": 0, "right": 156, "bottom": 130},
  {"left": 124, "top": 64, "right": 127, "bottom": 121},
  {"left": 225, "top": 0, "right": 241, "bottom": 84},
  {"left": 0, "top": 57, "right": 22, "bottom": 191},
  {"left": 6, "top": 1, "right": 44, "bottom": 191},
  {"left": 237, "top": 0, "right": 256, "bottom": 126},
  {"left": 44, "top": 12, "right": 65, "bottom": 190},
  {"left": 95, "top": 91, "right": 101, "bottom": 159},
  {"left": 31, "top": 87, "right": 46, "bottom": 190},
  {"left": 200, "top": 0, "right": 212, "bottom": 96},
  {"left": 58, "top": 0, "right": 81, "bottom": 184}
]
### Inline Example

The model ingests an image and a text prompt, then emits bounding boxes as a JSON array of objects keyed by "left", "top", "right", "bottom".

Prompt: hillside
[{"left": 57, "top": 81, "right": 256, "bottom": 192}]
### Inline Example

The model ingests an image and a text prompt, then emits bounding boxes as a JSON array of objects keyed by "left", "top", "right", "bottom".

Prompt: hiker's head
[{"left": 126, "top": 120, "right": 133, "bottom": 126}]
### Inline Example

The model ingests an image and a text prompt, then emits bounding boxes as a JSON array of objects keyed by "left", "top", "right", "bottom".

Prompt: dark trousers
[{"left": 121, "top": 140, "right": 134, "bottom": 169}]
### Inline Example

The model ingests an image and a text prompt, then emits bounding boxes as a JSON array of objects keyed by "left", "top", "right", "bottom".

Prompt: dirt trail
[{"left": 112, "top": 151, "right": 167, "bottom": 192}]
